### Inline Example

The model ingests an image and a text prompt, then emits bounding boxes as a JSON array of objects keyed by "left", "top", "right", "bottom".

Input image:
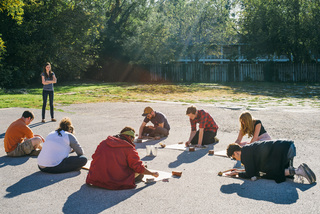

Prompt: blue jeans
[
  {"left": 42, "top": 90, "right": 54, "bottom": 119},
  {"left": 39, "top": 155, "right": 88, "bottom": 173}
]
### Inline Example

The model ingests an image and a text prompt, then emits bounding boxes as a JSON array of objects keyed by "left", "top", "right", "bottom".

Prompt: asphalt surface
[{"left": 0, "top": 102, "right": 319, "bottom": 214}]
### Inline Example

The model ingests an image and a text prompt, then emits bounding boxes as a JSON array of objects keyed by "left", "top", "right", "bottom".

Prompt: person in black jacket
[{"left": 225, "top": 140, "right": 316, "bottom": 184}]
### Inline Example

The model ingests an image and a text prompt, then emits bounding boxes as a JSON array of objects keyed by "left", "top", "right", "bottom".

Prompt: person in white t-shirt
[{"left": 38, "top": 117, "right": 87, "bottom": 173}]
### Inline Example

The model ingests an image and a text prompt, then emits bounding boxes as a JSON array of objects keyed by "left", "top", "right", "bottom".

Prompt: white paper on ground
[
  {"left": 142, "top": 169, "right": 174, "bottom": 182},
  {"left": 214, "top": 150, "right": 228, "bottom": 157},
  {"left": 82, "top": 161, "right": 175, "bottom": 183},
  {"left": 164, "top": 143, "right": 207, "bottom": 151},
  {"left": 134, "top": 138, "right": 149, "bottom": 143}
]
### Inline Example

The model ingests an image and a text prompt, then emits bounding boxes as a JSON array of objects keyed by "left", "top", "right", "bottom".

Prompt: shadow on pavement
[
  {"left": 134, "top": 137, "right": 167, "bottom": 149},
  {"left": 168, "top": 144, "right": 214, "bottom": 168},
  {"left": 5, "top": 171, "right": 80, "bottom": 198},
  {"left": 29, "top": 122, "right": 47, "bottom": 129},
  {"left": 141, "top": 156, "right": 156, "bottom": 161},
  {"left": 220, "top": 179, "right": 316, "bottom": 204},
  {"left": 63, "top": 184, "right": 149, "bottom": 214},
  {"left": 0, "top": 155, "right": 31, "bottom": 168}
]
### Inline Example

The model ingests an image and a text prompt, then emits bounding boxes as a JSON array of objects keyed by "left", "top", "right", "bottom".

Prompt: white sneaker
[
  {"left": 297, "top": 164, "right": 316, "bottom": 184},
  {"left": 302, "top": 163, "right": 316, "bottom": 183}
]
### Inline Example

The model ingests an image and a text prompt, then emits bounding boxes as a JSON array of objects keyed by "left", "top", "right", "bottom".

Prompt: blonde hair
[{"left": 239, "top": 112, "right": 256, "bottom": 138}]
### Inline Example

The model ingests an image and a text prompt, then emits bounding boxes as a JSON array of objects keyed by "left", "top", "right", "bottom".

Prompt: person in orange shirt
[{"left": 4, "top": 111, "right": 44, "bottom": 157}]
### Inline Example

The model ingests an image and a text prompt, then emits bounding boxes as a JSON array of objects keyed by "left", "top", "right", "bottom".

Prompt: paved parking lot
[{"left": 1, "top": 102, "right": 319, "bottom": 213}]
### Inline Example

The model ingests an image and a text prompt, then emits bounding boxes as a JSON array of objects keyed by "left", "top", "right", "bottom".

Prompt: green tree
[
  {"left": 0, "top": 0, "right": 105, "bottom": 88},
  {"left": 88, "top": 0, "right": 151, "bottom": 81},
  {"left": 0, "top": 0, "right": 24, "bottom": 60},
  {"left": 239, "top": 0, "right": 318, "bottom": 63},
  {"left": 124, "top": 0, "right": 238, "bottom": 64},
  {"left": 309, "top": 0, "right": 320, "bottom": 62}
]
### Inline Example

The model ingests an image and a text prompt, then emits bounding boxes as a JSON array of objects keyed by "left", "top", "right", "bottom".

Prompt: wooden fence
[{"left": 148, "top": 63, "right": 320, "bottom": 82}]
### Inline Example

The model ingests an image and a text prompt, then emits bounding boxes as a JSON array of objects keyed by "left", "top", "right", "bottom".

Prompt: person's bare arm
[
  {"left": 42, "top": 75, "right": 57, "bottom": 85},
  {"left": 138, "top": 122, "right": 147, "bottom": 139},
  {"left": 235, "top": 129, "right": 244, "bottom": 145},
  {"left": 185, "top": 130, "right": 196, "bottom": 147},
  {"left": 143, "top": 168, "right": 159, "bottom": 177},
  {"left": 249, "top": 123, "right": 261, "bottom": 144},
  {"left": 195, "top": 128, "right": 204, "bottom": 147}
]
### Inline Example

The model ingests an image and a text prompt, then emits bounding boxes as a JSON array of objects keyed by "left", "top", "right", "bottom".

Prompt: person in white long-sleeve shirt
[{"left": 38, "top": 117, "right": 87, "bottom": 173}]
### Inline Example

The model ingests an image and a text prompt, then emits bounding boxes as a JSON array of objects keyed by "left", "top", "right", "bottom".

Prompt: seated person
[
  {"left": 37, "top": 117, "right": 87, "bottom": 173},
  {"left": 235, "top": 111, "right": 271, "bottom": 146},
  {"left": 226, "top": 140, "right": 316, "bottom": 184},
  {"left": 138, "top": 106, "right": 170, "bottom": 138},
  {"left": 86, "top": 127, "right": 159, "bottom": 190},
  {"left": 4, "top": 110, "right": 44, "bottom": 157},
  {"left": 185, "top": 105, "right": 219, "bottom": 148}
]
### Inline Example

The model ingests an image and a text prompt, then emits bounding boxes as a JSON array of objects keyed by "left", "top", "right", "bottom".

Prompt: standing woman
[
  {"left": 41, "top": 62, "right": 57, "bottom": 123},
  {"left": 234, "top": 111, "right": 271, "bottom": 146},
  {"left": 37, "top": 117, "right": 87, "bottom": 173}
]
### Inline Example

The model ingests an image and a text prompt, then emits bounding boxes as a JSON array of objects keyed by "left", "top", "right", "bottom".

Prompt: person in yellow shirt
[{"left": 4, "top": 111, "right": 44, "bottom": 157}]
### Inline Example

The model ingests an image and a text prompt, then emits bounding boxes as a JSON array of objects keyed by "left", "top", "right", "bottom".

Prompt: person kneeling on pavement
[
  {"left": 226, "top": 140, "right": 316, "bottom": 184},
  {"left": 86, "top": 127, "right": 159, "bottom": 190}
]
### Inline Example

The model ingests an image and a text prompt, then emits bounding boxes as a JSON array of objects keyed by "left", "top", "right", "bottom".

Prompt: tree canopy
[
  {"left": 239, "top": 0, "right": 320, "bottom": 63},
  {"left": 0, "top": 0, "right": 319, "bottom": 88}
]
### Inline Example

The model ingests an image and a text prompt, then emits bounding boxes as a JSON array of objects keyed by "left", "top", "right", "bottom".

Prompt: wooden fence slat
[{"left": 149, "top": 63, "right": 320, "bottom": 82}]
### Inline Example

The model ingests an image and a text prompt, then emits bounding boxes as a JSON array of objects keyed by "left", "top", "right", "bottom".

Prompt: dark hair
[
  {"left": 43, "top": 62, "right": 53, "bottom": 79},
  {"left": 186, "top": 105, "right": 197, "bottom": 115},
  {"left": 120, "top": 126, "right": 135, "bottom": 135},
  {"left": 226, "top": 143, "right": 242, "bottom": 158},
  {"left": 22, "top": 111, "right": 34, "bottom": 120},
  {"left": 56, "top": 117, "right": 74, "bottom": 137}
]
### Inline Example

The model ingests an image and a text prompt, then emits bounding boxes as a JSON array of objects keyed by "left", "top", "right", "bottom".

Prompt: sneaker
[
  {"left": 297, "top": 164, "right": 315, "bottom": 184},
  {"left": 41, "top": 119, "right": 45, "bottom": 123},
  {"left": 302, "top": 163, "right": 316, "bottom": 183},
  {"left": 51, "top": 118, "right": 57, "bottom": 122}
]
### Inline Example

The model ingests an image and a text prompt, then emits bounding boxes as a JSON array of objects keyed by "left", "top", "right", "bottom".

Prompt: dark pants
[
  {"left": 142, "top": 126, "right": 169, "bottom": 137},
  {"left": 42, "top": 90, "right": 54, "bottom": 119},
  {"left": 39, "top": 155, "right": 88, "bottom": 173},
  {"left": 287, "top": 143, "right": 296, "bottom": 168},
  {"left": 191, "top": 130, "right": 217, "bottom": 145}
]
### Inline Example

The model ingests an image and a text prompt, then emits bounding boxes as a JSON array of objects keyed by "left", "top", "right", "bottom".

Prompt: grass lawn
[{"left": 0, "top": 82, "right": 319, "bottom": 110}]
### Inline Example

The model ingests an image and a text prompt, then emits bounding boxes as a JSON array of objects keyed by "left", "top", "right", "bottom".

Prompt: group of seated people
[{"left": 3, "top": 105, "right": 316, "bottom": 190}]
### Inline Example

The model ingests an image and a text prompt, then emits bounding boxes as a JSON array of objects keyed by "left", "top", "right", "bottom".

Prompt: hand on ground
[{"left": 153, "top": 172, "right": 159, "bottom": 177}]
